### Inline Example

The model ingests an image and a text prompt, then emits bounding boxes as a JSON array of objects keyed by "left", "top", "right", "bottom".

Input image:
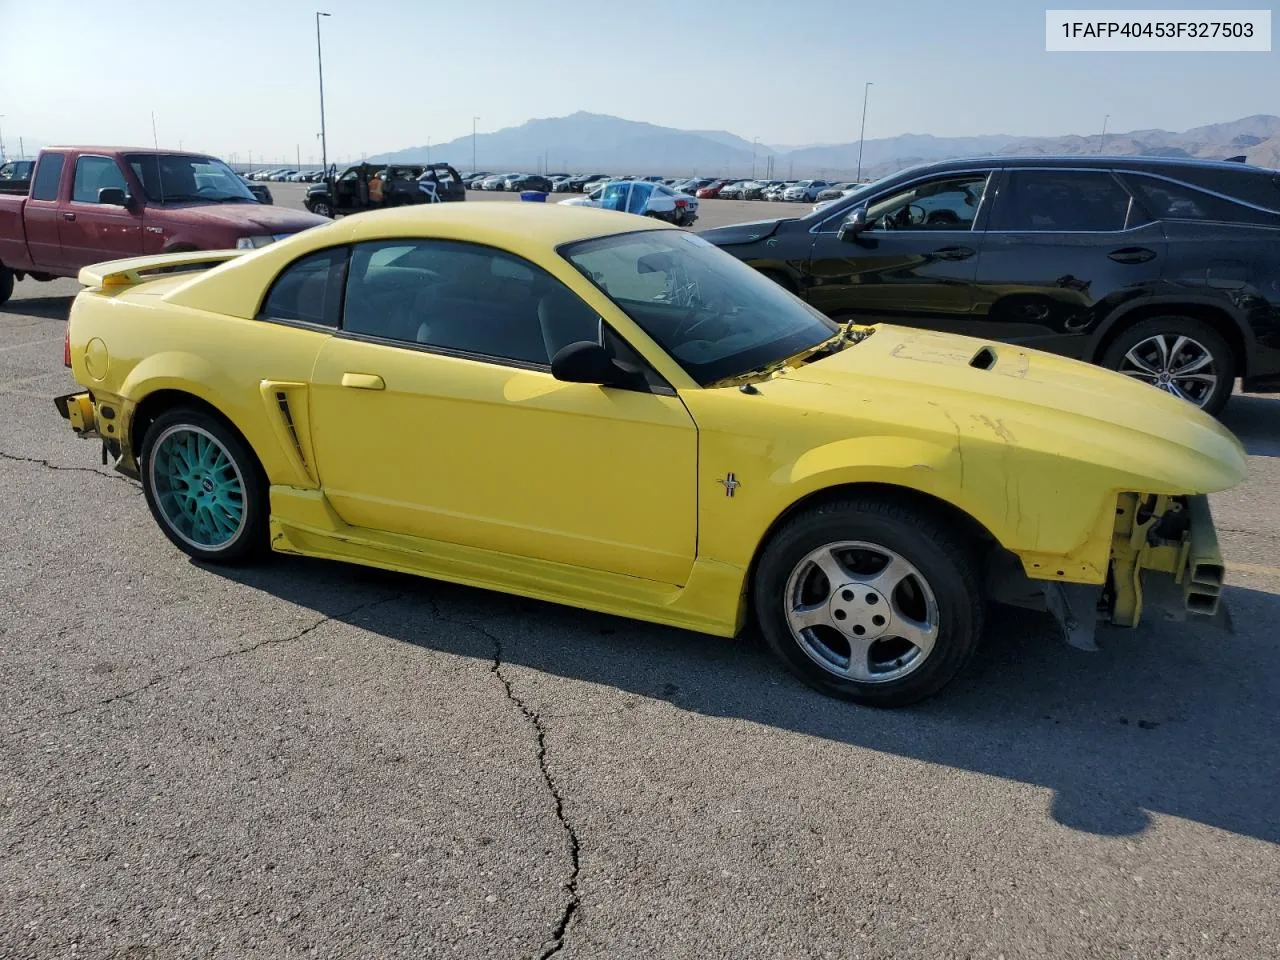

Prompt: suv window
[
  {"left": 30, "top": 153, "right": 65, "bottom": 201},
  {"left": 71, "top": 156, "right": 129, "bottom": 204},
  {"left": 864, "top": 174, "right": 989, "bottom": 231},
  {"left": 1120, "top": 173, "right": 1280, "bottom": 225},
  {"left": 993, "top": 170, "right": 1132, "bottom": 232},
  {"left": 258, "top": 247, "right": 347, "bottom": 327},
  {"left": 343, "top": 239, "right": 599, "bottom": 366}
]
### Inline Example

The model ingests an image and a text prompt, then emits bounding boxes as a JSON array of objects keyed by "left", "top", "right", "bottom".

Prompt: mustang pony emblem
[{"left": 718, "top": 473, "right": 741, "bottom": 497}]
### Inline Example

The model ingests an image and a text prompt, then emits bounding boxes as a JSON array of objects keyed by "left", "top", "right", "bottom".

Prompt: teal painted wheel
[{"left": 148, "top": 423, "right": 248, "bottom": 551}]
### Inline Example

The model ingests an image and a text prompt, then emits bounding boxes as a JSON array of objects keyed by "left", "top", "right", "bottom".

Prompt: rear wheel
[
  {"left": 139, "top": 408, "right": 268, "bottom": 564},
  {"left": 0, "top": 267, "right": 13, "bottom": 306},
  {"left": 1100, "top": 316, "right": 1234, "bottom": 416},
  {"left": 753, "top": 497, "right": 983, "bottom": 707}
]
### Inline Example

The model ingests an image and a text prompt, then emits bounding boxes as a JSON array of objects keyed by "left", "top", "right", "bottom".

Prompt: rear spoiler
[{"left": 78, "top": 249, "right": 245, "bottom": 289}]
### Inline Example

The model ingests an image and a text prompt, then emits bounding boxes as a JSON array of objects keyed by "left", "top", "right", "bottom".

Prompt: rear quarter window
[
  {"left": 30, "top": 153, "right": 66, "bottom": 201},
  {"left": 1121, "top": 173, "right": 1280, "bottom": 226}
]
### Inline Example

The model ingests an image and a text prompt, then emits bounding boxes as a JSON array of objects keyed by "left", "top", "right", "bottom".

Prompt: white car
[
  {"left": 783, "top": 179, "right": 832, "bottom": 202},
  {"left": 811, "top": 187, "right": 864, "bottom": 214},
  {"left": 560, "top": 180, "right": 698, "bottom": 226}
]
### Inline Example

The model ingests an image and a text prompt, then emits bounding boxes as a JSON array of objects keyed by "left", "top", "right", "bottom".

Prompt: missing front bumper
[{"left": 1109, "top": 493, "right": 1225, "bottom": 626}]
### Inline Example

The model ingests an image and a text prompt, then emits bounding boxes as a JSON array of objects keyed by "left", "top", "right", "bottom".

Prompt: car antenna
[{"left": 151, "top": 111, "right": 166, "bottom": 205}]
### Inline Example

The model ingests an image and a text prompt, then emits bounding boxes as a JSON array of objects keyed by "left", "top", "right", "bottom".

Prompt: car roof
[
  {"left": 335, "top": 201, "right": 673, "bottom": 247},
  {"left": 901, "top": 154, "right": 1273, "bottom": 176}
]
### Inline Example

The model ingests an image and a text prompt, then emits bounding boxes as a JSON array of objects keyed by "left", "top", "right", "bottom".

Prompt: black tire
[
  {"left": 312, "top": 200, "right": 334, "bottom": 218},
  {"left": 1099, "top": 316, "right": 1235, "bottom": 416},
  {"left": 753, "top": 497, "right": 983, "bottom": 708},
  {"left": 138, "top": 407, "right": 268, "bottom": 565},
  {"left": 0, "top": 267, "right": 13, "bottom": 306}
]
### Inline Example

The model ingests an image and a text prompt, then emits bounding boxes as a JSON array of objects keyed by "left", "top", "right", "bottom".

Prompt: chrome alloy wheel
[
  {"left": 148, "top": 424, "right": 248, "bottom": 552},
  {"left": 1117, "top": 333, "right": 1218, "bottom": 407},
  {"left": 784, "top": 541, "right": 940, "bottom": 683}
]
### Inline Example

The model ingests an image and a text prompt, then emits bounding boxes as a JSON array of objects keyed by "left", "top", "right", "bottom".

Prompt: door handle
[
  {"left": 62, "top": 212, "right": 76, "bottom": 222},
  {"left": 341, "top": 372, "right": 385, "bottom": 390},
  {"left": 1109, "top": 246, "right": 1157, "bottom": 264},
  {"left": 932, "top": 246, "right": 975, "bottom": 261}
]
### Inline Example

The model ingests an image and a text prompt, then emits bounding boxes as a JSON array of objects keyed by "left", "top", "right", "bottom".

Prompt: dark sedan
[
  {"left": 508, "top": 174, "right": 554, "bottom": 193},
  {"left": 700, "top": 155, "right": 1280, "bottom": 415}
]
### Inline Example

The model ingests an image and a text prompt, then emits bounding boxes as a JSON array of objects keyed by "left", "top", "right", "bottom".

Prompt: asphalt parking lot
[{"left": 2, "top": 187, "right": 1279, "bottom": 959}]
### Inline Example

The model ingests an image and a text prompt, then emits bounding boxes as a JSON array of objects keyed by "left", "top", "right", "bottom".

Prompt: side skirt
[{"left": 268, "top": 486, "right": 747, "bottom": 638}]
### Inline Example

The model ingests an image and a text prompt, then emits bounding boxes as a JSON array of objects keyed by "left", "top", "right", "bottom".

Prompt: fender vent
[
  {"left": 969, "top": 346, "right": 997, "bottom": 370},
  {"left": 275, "top": 391, "right": 308, "bottom": 469}
]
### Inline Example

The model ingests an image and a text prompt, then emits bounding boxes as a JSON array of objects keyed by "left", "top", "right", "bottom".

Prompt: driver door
[
  {"left": 307, "top": 238, "right": 699, "bottom": 586},
  {"left": 804, "top": 171, "right": 993, "bottom": 332}
]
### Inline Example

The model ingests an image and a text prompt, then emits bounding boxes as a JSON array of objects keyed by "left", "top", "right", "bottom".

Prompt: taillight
[
  {"left": 63, "top": 325, "right": 71, "bottom": 368},
  {"left": 675, "top": 199, "right": 688, "bottom": 208}
]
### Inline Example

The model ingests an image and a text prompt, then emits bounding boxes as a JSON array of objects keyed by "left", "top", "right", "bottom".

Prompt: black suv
[
  {"left": 306, "top": 162, "right": 464, "bottom": 217},
  {"left": 701, "top": 156, "right": 1280, "bottom": 415}
]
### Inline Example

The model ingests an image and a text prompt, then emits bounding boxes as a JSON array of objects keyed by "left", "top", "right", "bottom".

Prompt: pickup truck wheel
[
  {"left": 753, "top": 497, "right": 983, "bottom": 707},
  {"left": 311, "top": 200, "right": 333, "bottom": 218},
  {"left": 0, "top": 267, "right": 13, "bottom": 306},
  {"left": 139, "top": 408, "right": 267, "bottom": 564},
  {"left": 1100, "top": 316, "right": 1234, "bottom": 416}
]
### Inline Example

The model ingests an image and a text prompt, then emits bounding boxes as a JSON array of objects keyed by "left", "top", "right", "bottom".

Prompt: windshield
[
  {"left": 126, "top": 153, "right": 257, "bottom": 203},
  {"left": 562, "top": 230, "right": 837, "bottom": 386}
]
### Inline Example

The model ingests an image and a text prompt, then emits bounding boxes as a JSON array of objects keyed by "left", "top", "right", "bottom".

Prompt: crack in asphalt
[
  {"left": 0, "top": 449, "right": 135, "bottom": 486},
  {"left": 2, "top": 594, "right": 402, "bottom": 740},
  {"left": 420, "top": 596, "right": 581, "bottom": 959}
]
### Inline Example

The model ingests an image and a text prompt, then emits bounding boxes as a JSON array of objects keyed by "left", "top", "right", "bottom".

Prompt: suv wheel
[
  {"left": 753, "top": 497, "right": 983, "bottom": 707},
  {"left": 1100, "top": 316, "right": 1234, "bottom": 416},
  {"left": 312, "top": 200, "right": 333, "bottom": 218}
]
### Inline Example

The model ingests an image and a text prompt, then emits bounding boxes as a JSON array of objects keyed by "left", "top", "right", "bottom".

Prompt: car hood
[
  {"left": 767, "top": 325, "right": 1246, "bottom": 495},
  {"left": 160, "top": 203, "right": 328, "bottom": 232},
  {"left": 696, "top": 218, "right": 791, "bottom": 245}
]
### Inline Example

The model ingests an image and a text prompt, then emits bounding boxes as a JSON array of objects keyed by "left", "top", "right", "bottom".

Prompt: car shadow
[
  {"left": 4, "top": 295, "right": 74, "bottom": 321},
  {"left": 211, "top": 554, "right": 1280, "bottom": 847},
  {"left": 1222, "top": 393, "right": 1280, "bottom": 457}
]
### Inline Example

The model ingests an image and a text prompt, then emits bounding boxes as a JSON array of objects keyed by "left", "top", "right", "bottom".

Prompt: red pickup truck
[{"left": 0, "top": 147, "right": 327, "bottom": 304}]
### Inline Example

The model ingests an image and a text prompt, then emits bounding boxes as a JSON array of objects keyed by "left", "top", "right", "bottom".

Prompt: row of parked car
[
  {"left": 246, "top": 168, "right": 326, "bottom": 182},
  {"left": 461, "top": 170, "right": 868, "bottom": 204}
]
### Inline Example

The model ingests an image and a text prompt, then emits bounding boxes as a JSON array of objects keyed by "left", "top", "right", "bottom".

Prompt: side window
[
  {"left": 864, "top": 174, "right": 989, "bottom": 231},
  {"left": 258, "top": 247, "right": 347, "bottom": 327},
  {"left": 30, "top": 153, "right": 66, "bottom": 201},
  {"left": 342, "top": 239, "right": 600, "bottom": 366},
  {"left": 1120, "top": 173, "right": 1279, "bottom": 225},
  {"left": 993, "top": 170, "right": 1132, "bottom": 232},
  {"left": 71, "top": 156, "right": 129, "bottom": 204}
]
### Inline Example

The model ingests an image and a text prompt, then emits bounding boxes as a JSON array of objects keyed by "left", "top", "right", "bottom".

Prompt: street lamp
[
  {"left": 856, "top": 81, "right": 873, "bottom": 182},
  {"left": 472, "top": 116, "right": 479, "bottom": 174},
  {"left": 751, "top": 137, "right": 758, "bottom": 179},
  {"left": 1, "top": 115, "right": 8, "bottom": 164},
  {"left": 315, "top": 11, "right": 331, "bottom": 180}
]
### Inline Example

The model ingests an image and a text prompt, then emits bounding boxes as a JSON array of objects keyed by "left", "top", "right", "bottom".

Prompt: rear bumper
[{"left": 54, "top": 391, "right": 99, "bottom": 437}]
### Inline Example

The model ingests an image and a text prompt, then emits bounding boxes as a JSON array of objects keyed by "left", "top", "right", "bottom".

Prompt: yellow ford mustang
[{"left": 56, "top": 204, "right": 1246, "bottom": 706}]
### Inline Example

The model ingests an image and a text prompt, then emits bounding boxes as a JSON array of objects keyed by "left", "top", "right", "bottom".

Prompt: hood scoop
[{"left": 969, "top": 346, "right": 997, "bottom": 370}]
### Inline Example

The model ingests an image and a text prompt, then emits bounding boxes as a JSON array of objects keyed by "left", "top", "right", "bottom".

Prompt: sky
[{"left": 0, "top": 0, "right": 1276, "bottom": 165}]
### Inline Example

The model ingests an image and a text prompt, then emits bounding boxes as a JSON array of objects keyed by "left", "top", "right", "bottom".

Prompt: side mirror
[
  {"left": 551, "top": 341, "right": 644, "bottom": 389},
  {"left": 837, "top": 206, "right": 869, "bottom": 241},
  {"left": 98, "top": 187, "right": 131, "bottom": 208}
]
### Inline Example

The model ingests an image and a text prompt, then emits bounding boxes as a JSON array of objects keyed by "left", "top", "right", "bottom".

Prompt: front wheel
[
  {"left": 753, "top": 497, "right": 983, "bottom": 707},
  {"left": 1100, "top": 316, "right": 1234, "bottom": 416},
  {"left": 139, "top": 408, "right": 268, "bottom": 564},
  {"left": 311, "top": 200, "right": 333, "bottom": 218}
]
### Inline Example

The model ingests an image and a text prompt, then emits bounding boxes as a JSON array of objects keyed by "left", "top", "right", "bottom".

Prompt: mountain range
[{"left": 370, "top": 111, "right": 1280, "bottom": 178}]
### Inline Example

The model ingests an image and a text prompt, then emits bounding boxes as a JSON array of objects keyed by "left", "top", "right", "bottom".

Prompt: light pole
[
  {"left": 315, "top": 11, "right": 331, "bottom": 180},
  {"left": 472, "top": 116, "right": 479, "bottom": 174},
  {"left": 427, "top": 136, "right": 431, "bottom": 165},
  {"left": 856, "top": 81, "right": 873, "bottom": 182},
  {"left": 1098, "top": 114, "right": 1110, "bottom": 153},
  {"left": 0, "top": 115, "right": 6, "bottom": 164},
  {"left": 751, "top": 137, "right": 758, "bottom": 179}
]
